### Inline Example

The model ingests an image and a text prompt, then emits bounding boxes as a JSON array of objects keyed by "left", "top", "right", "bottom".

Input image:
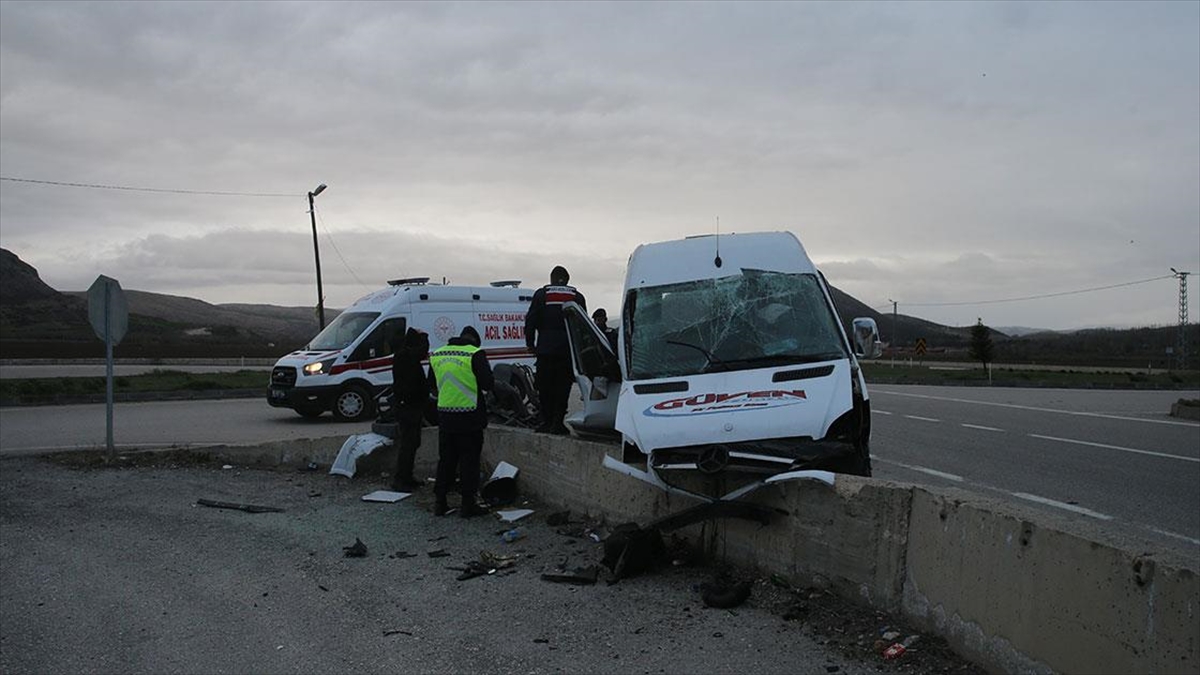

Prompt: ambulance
[
  {"left": 560, "top": 231, "right": 882, "bottom": 499},
  {"left": 267, "top": 278, "right": 535, "bottom": 421}
]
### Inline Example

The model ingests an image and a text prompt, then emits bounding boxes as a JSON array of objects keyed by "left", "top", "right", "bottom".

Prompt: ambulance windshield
[
  {"left": 625, "top": 270, "right": 847, "bottom": 379},
  {"left": 308, "top": 312, "right": 380, "bottom": 351}
]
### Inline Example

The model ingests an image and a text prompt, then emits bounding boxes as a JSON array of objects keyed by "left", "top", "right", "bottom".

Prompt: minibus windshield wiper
[{"left": 665, "top": 340, "right": 727, "bottom": 371}]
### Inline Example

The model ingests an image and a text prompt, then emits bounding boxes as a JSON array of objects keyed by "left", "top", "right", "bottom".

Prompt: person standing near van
[
  {"left": 428, "top": 326, "right": 494, "bottom": 517},
  {"left": 525, "top": 265, "right": 585, "bottom": 435},
  {"left": 390, "top": 328, "right": 429, "bottom": 492},
  {"left": 592, "top": 308, "right": 618, "bottom": 353}
]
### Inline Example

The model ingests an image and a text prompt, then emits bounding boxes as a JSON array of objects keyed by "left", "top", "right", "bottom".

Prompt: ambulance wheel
[
  {"left": 295, "top": 406, "right": 324, "bottom": 419},
  {"left": 333, "top": 384, "right": 375, "bottom": 422}
]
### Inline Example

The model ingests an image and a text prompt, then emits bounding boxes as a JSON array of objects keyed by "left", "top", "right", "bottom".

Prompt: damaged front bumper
[{"left": 651, "top": 436, "right": 855, "bottom": 474}]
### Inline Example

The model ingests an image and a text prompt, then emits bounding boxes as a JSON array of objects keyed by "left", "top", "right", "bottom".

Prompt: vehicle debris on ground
[{"left": 195, "top": 498, "right": 283, "bottom": 514}]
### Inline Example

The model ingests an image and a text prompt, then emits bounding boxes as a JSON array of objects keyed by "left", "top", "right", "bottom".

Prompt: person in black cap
[
  {"left": 592, "top": 308, "right": 618, "bottom": 353},
  {"left": 525, "top": 265, "right": 585, "bottom": 434},
  {"left": 427, "top": 325, "right": 494, "bottom": 517},
  {"left": 390, "top": 328, "right": 430, "bottom": 491}
]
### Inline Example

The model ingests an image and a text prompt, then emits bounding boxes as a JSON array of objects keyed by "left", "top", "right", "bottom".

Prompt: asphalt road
[
  {"left": 0, "top": 363, "right": 271, "bottom": 379},
  {"left": 1, "top": 386, "right": 1197, "bottom": 561},
  {"left": 868, "top": 385, "right": 1200, "bottom": 559},
  {"left": 0, "top": 458, "right": 929, "bottom": 675},
  {"left": 0, "top": 398, "right": 371, "bottom": 455}
]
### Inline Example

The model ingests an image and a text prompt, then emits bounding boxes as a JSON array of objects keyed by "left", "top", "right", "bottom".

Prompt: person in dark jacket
[
  {"left": 390, "top": 328, "right": 430, "bottom": 491},
  {"left": 428, "top": 326, "right": 494, "bottom": 518},
  {"left": 592, "top": 308, "right": 618, "bottom": 353},
  {"left": 524, "top": 265, "right": 585, "bottom": 435}
]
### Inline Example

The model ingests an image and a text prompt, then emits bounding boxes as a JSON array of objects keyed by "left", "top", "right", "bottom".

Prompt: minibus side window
[{"left": 350, "top": 318, "right": 407, "bottom": 362}]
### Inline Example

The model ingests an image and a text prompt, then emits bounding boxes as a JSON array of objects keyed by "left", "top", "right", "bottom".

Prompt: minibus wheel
[{"left": 333, "top": 384, "right": 375, "bottom": 422}]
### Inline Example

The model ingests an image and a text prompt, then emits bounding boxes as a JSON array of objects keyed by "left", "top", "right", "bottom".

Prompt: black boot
[
  {"left": 459, "top": 497, "right": 488, "bottom": 519},
  {"left": 433, "top": 498, "right": 449, "bottom": 517},
  {"left": 392, "top": 444, "right": 419, "bottom": 491}
]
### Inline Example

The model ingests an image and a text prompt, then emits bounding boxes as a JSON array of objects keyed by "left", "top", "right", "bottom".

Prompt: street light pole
[
  {"left": 308, "top": 183, "right": 328, "bottom": 329},
  {"left": 888, "top": 298, "right": 898, "bottom": 368}
]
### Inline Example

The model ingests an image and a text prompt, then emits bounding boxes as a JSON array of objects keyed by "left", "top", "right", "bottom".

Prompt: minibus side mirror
[{"left": 852, "top": 317, "right": 883, "bottom": 359}]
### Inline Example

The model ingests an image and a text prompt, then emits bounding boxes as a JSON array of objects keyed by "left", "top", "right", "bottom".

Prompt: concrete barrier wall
[
  {"left": 903, "top": 488, "right": 1199, "bottom": 675},
  {"left": 192, "top": 426, "right": 1198, "bottom": 674}
]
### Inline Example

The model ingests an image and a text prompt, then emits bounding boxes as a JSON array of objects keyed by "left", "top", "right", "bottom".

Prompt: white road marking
[
  {"left": 1012, "top": 492, "right": 1113, "bottom": 520},
  {"left": 874, "top": 457, "right": 964, "bottom": 482},
  {"left": 872, "top": 389, "right": 1200, "bottom": 427},
  {"left": 961, "top": 423, "right": 1005, "bottom": 432},
  {"left": 1149, "top": 528, "right": 1200, "bottom": 547},
  {"left": 904, "top": 415, "right": 941, "bottom": 423},
  {"left": 1028, "top": 434, "right": 1200, "bottom": 464},
  {"left": 874, "top": 410, "right": 893, "bottom": 416}
]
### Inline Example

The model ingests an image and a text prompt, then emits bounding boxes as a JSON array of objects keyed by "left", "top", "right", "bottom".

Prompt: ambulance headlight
[{"left": 303, "top": 358, "right": 336, "bottom": 376}]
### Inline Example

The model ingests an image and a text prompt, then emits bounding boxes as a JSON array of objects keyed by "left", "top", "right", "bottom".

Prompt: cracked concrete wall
[
  {"left": 716, "top": 477, "right": 912, "bottom": 610},
  {"left": 903, "top": 488, "right": 1200, "bottom": 674}
]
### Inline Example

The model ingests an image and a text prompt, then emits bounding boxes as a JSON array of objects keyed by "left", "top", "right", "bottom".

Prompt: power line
[
  {"left": 315, "top": 206, "right": 370, "bottom": 290},
  {"left": 900, "top": 275, "right": 1175, "bottom": 307},
  {"left": 0, "top": 176, "right": 300, "bottom": 198}
]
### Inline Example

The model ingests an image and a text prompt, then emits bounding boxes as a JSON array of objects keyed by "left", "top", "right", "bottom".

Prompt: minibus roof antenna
[{"left": 714, "top": 216, "right": 723, "bottom": 268}]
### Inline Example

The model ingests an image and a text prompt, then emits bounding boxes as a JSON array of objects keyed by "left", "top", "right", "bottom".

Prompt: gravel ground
[{"left": 1, "top": 453, "right": 983, "bottom": 674}]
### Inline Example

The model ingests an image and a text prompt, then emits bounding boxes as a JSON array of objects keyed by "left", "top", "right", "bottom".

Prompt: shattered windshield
[
  {"left": 307, "top": 312, "right": 380, "bottom": 351},
  {"left": 625, "top": 270, "right": 847, "bottom": 379}
]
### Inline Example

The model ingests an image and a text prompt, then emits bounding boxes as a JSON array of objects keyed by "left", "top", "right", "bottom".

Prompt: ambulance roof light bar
[{"left": 387, "top": 277, "right": 431, "bottom": 286}]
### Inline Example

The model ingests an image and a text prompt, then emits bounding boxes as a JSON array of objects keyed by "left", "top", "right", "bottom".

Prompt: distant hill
[
  {"left": 62, "top": 291, "right": 334, "bottom": 347},
  {"left": 0, "top": 247, "right": 1193, "bottom": 368},
  {"left": 0, "top": 248, "right": 329, "bottom": 358},
  {"left": 995, "top": 326, "right": 1058, "bottom": 337},
  {"left": 0, "top": 248, "right": 93, "bottom": 344},
  {"left": 826, "top": 286, "right": 995, "bottom": 348}
]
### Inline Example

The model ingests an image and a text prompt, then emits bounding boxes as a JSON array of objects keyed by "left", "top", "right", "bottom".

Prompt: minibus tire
[{"left": 333, "top": 384, "right": 375, "bottom": 422}]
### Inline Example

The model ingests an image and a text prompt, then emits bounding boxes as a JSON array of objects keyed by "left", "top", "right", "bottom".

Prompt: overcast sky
[{"left": 1, "top": 0, "right": 1197, "bottom": 332}]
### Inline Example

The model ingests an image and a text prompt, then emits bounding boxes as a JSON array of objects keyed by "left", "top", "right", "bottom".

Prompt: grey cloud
[{"left": 1, "top": 0, "right": 1196, "bottom": 330}]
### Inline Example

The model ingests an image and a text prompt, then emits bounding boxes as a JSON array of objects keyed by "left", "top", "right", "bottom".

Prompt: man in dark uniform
[
  {"left": 389, "top": 328, "right": 429, "bottom": 491},
  {"left": 525, "top": 265, "right": 585, "bottom": 435},
  {"left": 428, "top": 326, "right": 494, "bottom": 518}
]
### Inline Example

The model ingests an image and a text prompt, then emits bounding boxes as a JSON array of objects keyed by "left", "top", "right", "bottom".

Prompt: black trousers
[
  {"left": 535, "top": 354, "right": 573, "bottom": 428},
  {"left": 434, "top": 428, "right": 483, "bottom": 504},
  {"left": 393, "top": 407, "right": 423, "bottom": 481}
]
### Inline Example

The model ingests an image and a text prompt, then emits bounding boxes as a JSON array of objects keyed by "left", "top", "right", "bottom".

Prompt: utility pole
[
  {"left": 1171, "top": 268, "right": 1191, "bottom": 370},
  {"left": 309, "top": 183, "right": 328, "bottom": 329}
]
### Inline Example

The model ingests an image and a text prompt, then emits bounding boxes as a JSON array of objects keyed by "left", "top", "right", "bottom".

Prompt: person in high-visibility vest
[{"left": 428, "top": 325, "right": 494, "bottom": 517}]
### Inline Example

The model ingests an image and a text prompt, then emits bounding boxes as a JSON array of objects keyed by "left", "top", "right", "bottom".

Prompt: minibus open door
[{"left": 561, "top": 302, "right": 620, "bottom": 436}]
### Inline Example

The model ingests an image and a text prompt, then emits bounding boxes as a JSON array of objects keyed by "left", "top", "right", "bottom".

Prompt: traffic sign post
[{"left": 87, "top": 275, "right": 128, "bottom": 460}]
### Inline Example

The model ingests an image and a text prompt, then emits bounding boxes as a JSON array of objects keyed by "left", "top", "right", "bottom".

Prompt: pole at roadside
[{"left": 104, "top": 284, "right": 115, "bottom": 460}]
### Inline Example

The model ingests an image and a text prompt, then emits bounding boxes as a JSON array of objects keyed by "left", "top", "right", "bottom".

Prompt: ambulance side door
[{"left": 562, "top": 302, "right": 620, "bottom": 431}]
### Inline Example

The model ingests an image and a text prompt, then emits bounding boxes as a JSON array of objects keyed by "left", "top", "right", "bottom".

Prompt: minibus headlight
[{"left": 303, "top": 358, "right": 337, "bottom": 376}]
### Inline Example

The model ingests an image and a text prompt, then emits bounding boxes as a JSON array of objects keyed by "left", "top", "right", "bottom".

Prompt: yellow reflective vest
[{"left": 429, "top": 344, "right": 481, "bottom": 412}]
